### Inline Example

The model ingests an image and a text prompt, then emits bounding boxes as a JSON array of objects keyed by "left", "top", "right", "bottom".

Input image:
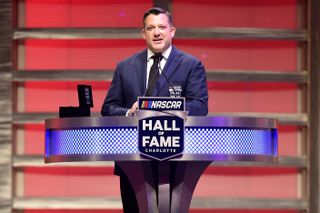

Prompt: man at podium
[{"left": 101, "top": 7, "right": 208, "bottom": 213}]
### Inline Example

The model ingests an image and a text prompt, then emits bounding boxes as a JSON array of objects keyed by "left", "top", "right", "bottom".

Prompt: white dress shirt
[
  {"left": 146, "top": 46, "right": 172, "bottom": 87},
  {"left": 126, "top": 46, "right": 172, "bottom": 117}
]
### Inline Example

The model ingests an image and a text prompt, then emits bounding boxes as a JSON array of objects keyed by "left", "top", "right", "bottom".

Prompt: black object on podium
[{"left": 59, "top": 84, "right": 93, "bottom": 118}]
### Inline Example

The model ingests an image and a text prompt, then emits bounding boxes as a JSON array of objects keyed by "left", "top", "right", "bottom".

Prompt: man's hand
[{"left": 128, "top": 101, "right": 138, "bottom": 116}]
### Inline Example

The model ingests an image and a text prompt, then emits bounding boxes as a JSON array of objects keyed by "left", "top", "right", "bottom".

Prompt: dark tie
[{"left": 146, "top": 53, "right": 163, "bottom": 96}]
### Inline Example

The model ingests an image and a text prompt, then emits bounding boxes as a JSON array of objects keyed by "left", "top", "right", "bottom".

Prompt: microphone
[
  {"left": 157, "top": 59, "right": 177, "bottom": 97},
  {"left": 143, "top": 53, "right": 177, "bottom": 97},
  {"left": 143, "top": 69, "right": 159, "bottom": 97}
]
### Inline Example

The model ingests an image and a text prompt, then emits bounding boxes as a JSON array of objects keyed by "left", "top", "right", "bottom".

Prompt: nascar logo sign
[
  {"left": 138, "top": 97, "right": 185, "bottom": 111},
  {"left": 136, "top": 97, "right": 186, "bottom": 161}
]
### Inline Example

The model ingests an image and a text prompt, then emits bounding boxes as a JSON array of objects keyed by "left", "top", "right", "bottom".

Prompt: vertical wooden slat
[
  {"left": 0, "top": 0, "right": 12, "bottom": 212},
  {"left": 309, "top": 0, "right": 320, "bottom": 212}
]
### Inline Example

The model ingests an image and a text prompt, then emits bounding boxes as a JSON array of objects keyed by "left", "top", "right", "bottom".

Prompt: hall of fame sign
[{"left": 136, "top": 97, "right": 187, "bottom": 161}]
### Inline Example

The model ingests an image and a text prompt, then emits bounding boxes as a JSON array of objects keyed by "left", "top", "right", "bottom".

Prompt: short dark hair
[{"left": 143, "top": 7, "right": 173, "bottom": 27}]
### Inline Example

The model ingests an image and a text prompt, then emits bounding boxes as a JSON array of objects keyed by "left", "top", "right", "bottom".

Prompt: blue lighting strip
[
  {"left": 185, "top": 128, "right": 277, "bottom": 156},
  {"left": 46, "top": 127, "right": 277, "bottom": 157},
  {"left": 46, "top": 127, "right": 138, "bottom": 157}
]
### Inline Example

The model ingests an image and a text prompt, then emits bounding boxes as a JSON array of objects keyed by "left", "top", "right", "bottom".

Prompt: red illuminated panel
[
  {"left": 24, "top": 0, "right": 152, "bottom": 28},
  {"left": 26, "top": 164, "right": 293, "bottom": 198},
  {"left": 23, "top": 39, "right": 297, "bottom": 71},
  {"left": 208, "top": 82, "right": 297, "bottom": 113},
  {"left": 194, "top": 167, "right": 298, "bottom": 198},
  {"left": 174, "top": 40, "right": 297, "bottom": 71},
  {"left": 24, "top": 39, "right": 145, "bottom": 70},
  {"left": 24, "top": 124, "right": 44, "bottom": 155},
  {"left": 23, "top": 167, "right": 297, "bottom": 198},
  {"left": 173, "top": 0, "right": 297, "bottom": 28},
  {"left": 24, "top": 167, "right": 120, "bottom": 196},
  {"left": 277, "top": 126, "right": 299, "bottom": 156},
  {"left": 23, "top": 82, "right": 297, "bottom": 114}
]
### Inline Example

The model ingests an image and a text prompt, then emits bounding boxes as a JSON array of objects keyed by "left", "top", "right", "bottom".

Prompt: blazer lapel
[
  {"left": 134, "top": 50, "right": 148, "bottom": 95},
  {"left": 153, "top": 46, "right": 181, "bottom": 96}
]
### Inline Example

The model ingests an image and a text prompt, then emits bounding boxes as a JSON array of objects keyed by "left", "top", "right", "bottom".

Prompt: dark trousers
[
  {"left": 117, "top": 161, "right": 173, "bottom": 213},
  {"left": 116, "top": 164, "right": 139, "bottom": 213}
]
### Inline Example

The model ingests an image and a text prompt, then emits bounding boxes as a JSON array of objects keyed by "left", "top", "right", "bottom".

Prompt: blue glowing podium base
[{"left": 45, "top": 116, "right": 278, "bottom": 213}]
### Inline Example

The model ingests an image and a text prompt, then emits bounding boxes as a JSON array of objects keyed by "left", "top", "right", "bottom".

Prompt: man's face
[{"left": 142, "top": 13, "right": 176, "bottom": 53}]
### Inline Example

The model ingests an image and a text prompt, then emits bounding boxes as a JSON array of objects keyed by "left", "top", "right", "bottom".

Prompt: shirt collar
[{"left": 147, "top": 46, "right": 172, "bottom": 61}]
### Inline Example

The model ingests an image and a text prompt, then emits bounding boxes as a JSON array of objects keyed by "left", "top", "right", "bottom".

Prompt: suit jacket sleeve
[
  {"left": 101, "top": 62, "right": 129, "bottom": 116},
  {"left": 184, "top": 59, "right": 208, "bottom": 116}
]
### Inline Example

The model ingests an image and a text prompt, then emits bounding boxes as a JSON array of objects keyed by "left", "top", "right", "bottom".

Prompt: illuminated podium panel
[{"left": 45, "top": 116, "right": 278, "bottom": 213}]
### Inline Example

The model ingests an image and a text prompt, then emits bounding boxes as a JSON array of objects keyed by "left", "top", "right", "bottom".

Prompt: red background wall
[{"left": 17, "top": 0, "right": 301, "bottom": 212}]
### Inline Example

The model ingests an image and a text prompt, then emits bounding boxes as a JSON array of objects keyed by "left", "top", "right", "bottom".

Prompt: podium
[{"left": 45, "top": 116, "right": 278, "bottom": 213}]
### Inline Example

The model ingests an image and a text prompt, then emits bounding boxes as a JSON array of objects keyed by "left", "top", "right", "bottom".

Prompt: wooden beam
[
  {"left": 13, "top": 70, "right": 115, "bottom": 81},
  {"left": 12, "top": 112, "right": 307, "bottom": 126},
  {"left": 175, "top": 28, "right": 307, "bottom": 41},
  {"left": 13, "top": 27, "right": 308, "bottom": 41},
  {"left": 12, "top": 155, "right": 307, "bottom": 169},
  {"left": 0, "top": 0, "right": 12, "bottom": 212},
  {"left": 12, "top": 70, "right": 308, "bottom": 83},
  {"left": 12, "top": 197, "right": 307, "bottom": 210},
  {"left": 309, "top": 0, "right": 320, "bottom": 212},
  {"left": 14, "top": 28, "right": 142, "bottom": 39},
  {"left": 206, "top": 70, "right": 308, "bottom": 83},
  {"left": 13, "top": 197, "right": 122, "bottom": 210},
  {"left": 13, "top": 155, "right": 114, "bottom": 168},
  {"left": 209, "top": 112, "right": 308, "bottom": 126},
  {"left": 190, "top": 198, "right": 307, "bottom": 210}
]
